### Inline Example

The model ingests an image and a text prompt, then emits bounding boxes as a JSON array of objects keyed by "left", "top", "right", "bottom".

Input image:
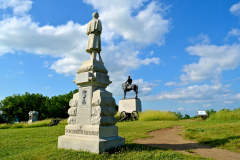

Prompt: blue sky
[{"left": 1, "top": 0, "right": 240, "bottom": 116}]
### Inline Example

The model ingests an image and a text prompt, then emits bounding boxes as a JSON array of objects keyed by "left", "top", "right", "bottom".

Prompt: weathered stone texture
[
  {"left": 68, "top": 107, "right": 77, "bottom": 116},
  {"left": 69, "top": 99, "right": 78, "bottom": 108},
  {"left": 77, "top": 64, "right": 108, "bottom": 74},
  {"left": 68, "top": 116, "right": 76, "bottom": 124},
  {"left": 92, "top": 106, "right": 116, "bottom": 117},
  {"left": 91, "top": 116, "right": 117, "bottom": 125},
  {"left": 92, "top": 97, "right": 116, "bottom": 107}
]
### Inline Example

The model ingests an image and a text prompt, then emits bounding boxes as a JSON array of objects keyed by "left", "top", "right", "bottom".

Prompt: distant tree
[
  {"left": 114, "top": 104, "right": 118, "bottom": 112},
  {"left": 0, "top": 114, "right": 4, "bottom": 123},
  {"left": 183, "top": 114, "right": 190, "bottom": 119},
  {"left": 171, "top": 111, "right": 183, "bottom": 119},
  {"left": 192, "top": 115, "right": 198, "bottom": 118},
  {"left": 204, "top": 109, "right": 216, "bottom": 119},
  {"left": 0, "top": 89, "right": 79, "bottom": 122},
  {"left": 0, "top": 92, "right": 48, "bottom": 122},
  {"left": 219, "top": 108, "right": 230, "bottom": 112}
]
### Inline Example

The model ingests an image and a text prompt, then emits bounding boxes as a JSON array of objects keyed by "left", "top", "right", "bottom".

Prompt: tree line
[{"left": 0, "top": 89, "right": 79, "bottom": 123}]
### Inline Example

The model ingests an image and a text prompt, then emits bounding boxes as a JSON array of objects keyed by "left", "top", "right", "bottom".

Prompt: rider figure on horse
[
  {"left": 125, "top": 76, "right": 132, "bottom": 88},
  {"left": 123, "top": 75, "right": 138, "bottom": 99}
]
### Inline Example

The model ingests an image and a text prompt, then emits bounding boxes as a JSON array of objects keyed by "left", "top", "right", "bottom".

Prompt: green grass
[
  {"left": 115, "top": 110, "right": 178, "bottom": 122},
  {"left": 207, "top": 108, "right": 240, "bottom": 121},
  {"left": 1, "top": 109, "right": 240, "bottom": 159},
  {"left": 183, "top": 120, "right": 240, "bottom": 153},
  {"left": 0, "top": 119, "right": 66, "bottom": 129},
  {"left": 185, "top": 149, "right": 194, "bottom": 153},
  {"left": 0, "top": 120, "right": 212, "bottom": 160},
  {"left": 139, "top": 110, "right": 178, "bottom": 121}
]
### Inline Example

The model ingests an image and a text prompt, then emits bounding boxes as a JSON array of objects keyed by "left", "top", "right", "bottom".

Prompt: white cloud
[
  {"left": 225, "top": 28, "right": 240, "bottom": 41},
  {"left": 178, "top": 108, "right": 184, "bottom": 111},
  {"left": 223, "top": 101, "right": 233, "bottom": 104},
  {"left": 46, "top": 87, "right": 50, "bottom": 89},
  {"left": 18, "top": 61, "right": 23, "bottom": 64},
  {"left": 133, "top": 78, "right": 159, "bottom": 96},
  {"left": 230, "top": 2, "right": 240, "bottom": 16},
  {"left": 233, "top": 93, "right": 240, "bottom": 99},
  {"left": 84, "top": 0, "right": 171, "bottom": 45},
  {"left": 43, "top": 61, "right": 49, "bottom": 68},
  {"left": 18, "top": 71, "right": 24, "bottom": 74},
  {"left": 169, "top": 56, "right": 177, "bottom": 59},
  {"left": 151, "top": 79, "right": 162, "bottom": 82},
  {"left": 5, "top": 75, "right": 9, "bottom": 77},
  {"left": 187, "top": 108, "right": 198, "bottom": 111},
  {"left": 142, "top": 84, "right": 231, "bottom": 101},
  {"left": 179, "top": 100, "right": 212, "bottom": 104},
  {"left": 164, "top": 81, "right": 177, "bottom": 86},
  {"left": 148, "top": 51, "right": 154, "bottom": 56},
  {"left": 203, "top": 104, "right": 211, "bottom": 107},
  {"left": 180, "top": 42, "right": 240, "bottom": 85},
  {"left": 189, "top": 33, "right": 210, "bottom": 45},
  {"left": 48, "top": 74, "right": 53, "bottom": 77},
  {"left": 0, "top": 0, "right": 32, "bottom": 15},
  {"left": 0, "top": 0, "right": 171, "bottom": 96}
]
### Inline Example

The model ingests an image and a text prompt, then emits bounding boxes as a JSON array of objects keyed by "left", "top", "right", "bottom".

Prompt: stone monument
[
  {"left": 119, "top": 76, "right": 142, "bottom": 113},
  {"left": 58, "top": 12, "right": 125, "bottom": 154},
  {"left": 28, "top": 111, "right": 39, "bottom": 124}
]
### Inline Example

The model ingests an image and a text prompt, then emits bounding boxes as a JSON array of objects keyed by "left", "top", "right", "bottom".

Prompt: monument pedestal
[
  {"left": 58, "top": 135, "right": 124, "bottom": 154},
  {"left": 119, "top": 98, "right": 142, "bottom": 113},
  {"left": 58, "top": 59, "right": 125, "bottom": 153}
]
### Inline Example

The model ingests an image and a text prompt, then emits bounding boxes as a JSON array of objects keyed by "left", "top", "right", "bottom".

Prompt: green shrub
[
  {"left": 207, "top": 108, "right": 240, "bottom": 121},
  {"left": 23, "top": 119, "right": 51, "bottom": 128},
  {"left": 139, "top": 110, "right": 178, "bottom": 121},
  {"left": 171, "top": 111, "right": 183, "bottom": 119},
  {"left": 0, "top": 123, "right": 11, "bottom": 129},
  {"left": 59, "top": 119, "right": 68, "bottom": 125},
  {"left": 10, "top": 123, "right": 24, "bottom": 128},
  {"left": 114, "top": 112, "right": 120, "bottom": 121},
  {"left": 183, "top": 114, "right": 190, "bottom": 119},
  {"left": 0, "top": 119, "right": 52, "bottom": 129}
]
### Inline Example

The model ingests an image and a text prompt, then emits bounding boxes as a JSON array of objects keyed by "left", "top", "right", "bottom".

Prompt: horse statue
[{"left": 122, "top": 82, "right": 138, "bottom": 99}]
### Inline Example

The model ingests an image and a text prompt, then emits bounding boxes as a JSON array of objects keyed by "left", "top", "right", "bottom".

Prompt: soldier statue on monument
[
  {"left": 58, "top": 12, "right": 125, "bottom": 153},
  {"left": 86, "top": 12, "right": 102, "bottom": 62},
  {"left": 125, "top": 76, "right": 132, "bottom": 87}
]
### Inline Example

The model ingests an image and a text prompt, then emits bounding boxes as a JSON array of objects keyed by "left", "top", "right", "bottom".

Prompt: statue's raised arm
[{"left": 86, "top": 12, "right": 102, "bottom": 62}]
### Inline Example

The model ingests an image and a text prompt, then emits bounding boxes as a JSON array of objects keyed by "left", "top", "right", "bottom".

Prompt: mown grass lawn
[{"left": 1, "top": 119, "right": 240, "bottom": 160}]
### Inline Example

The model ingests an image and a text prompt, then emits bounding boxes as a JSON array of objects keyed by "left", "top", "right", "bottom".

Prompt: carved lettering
[
  {"left": 82, "top": 90, "right": 87, "bottom": 105},
  {"left": 65, "top": 129, "right": 99, "bottom": 136}
]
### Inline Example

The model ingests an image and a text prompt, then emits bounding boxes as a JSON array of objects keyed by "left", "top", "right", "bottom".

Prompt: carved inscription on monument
[
  {"left": 122, "top": 100, "right": 134, "bottom": 107},
  {"left": 77, "top": 87, "right": 91, "bottom": 124},
  {"left": 65, "top": 129, "right": 99, "bottom": 136},
  {"left": 82, "top": 90, "right": 87, "bottom": 105}
]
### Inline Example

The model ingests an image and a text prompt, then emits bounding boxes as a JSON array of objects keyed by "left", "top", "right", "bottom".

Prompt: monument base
[
  {"left": 58, "top": 135, "right": 125, "bottom": 154},
  {"left": 119, "top": 98, "right": 142, "bottom": 113}
]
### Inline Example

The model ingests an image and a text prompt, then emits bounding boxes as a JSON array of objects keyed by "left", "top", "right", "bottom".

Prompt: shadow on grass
[
  {"left": 104, "top": 143, "right": 169, "bottom": 154},
  {"left": 140, "top": 143, "right": 213, "bottom": 151},
  {"left": 200, "top": 136, "right": 240, "bottom": 147}
]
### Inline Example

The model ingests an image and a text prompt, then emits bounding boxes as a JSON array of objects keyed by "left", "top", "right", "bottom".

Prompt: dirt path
[{"left": 133, "top": 126, "right": 240, "bottom": 160}]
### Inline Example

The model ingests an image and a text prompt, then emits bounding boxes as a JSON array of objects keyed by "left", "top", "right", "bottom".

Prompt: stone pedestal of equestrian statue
[
  {"left": 119, "top": 98, "right": 142, "bottom": 113},
  {"left": 58, "top": 12, "right": 125, "bottom": 154},
  {"left": 118, "top": 82, "right": 142, "bottom": 114}
]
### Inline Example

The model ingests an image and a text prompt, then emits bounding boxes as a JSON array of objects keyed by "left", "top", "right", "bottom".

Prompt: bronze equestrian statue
[{"left": 122, "top": 76, "right": 138, "bottom": 99}]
